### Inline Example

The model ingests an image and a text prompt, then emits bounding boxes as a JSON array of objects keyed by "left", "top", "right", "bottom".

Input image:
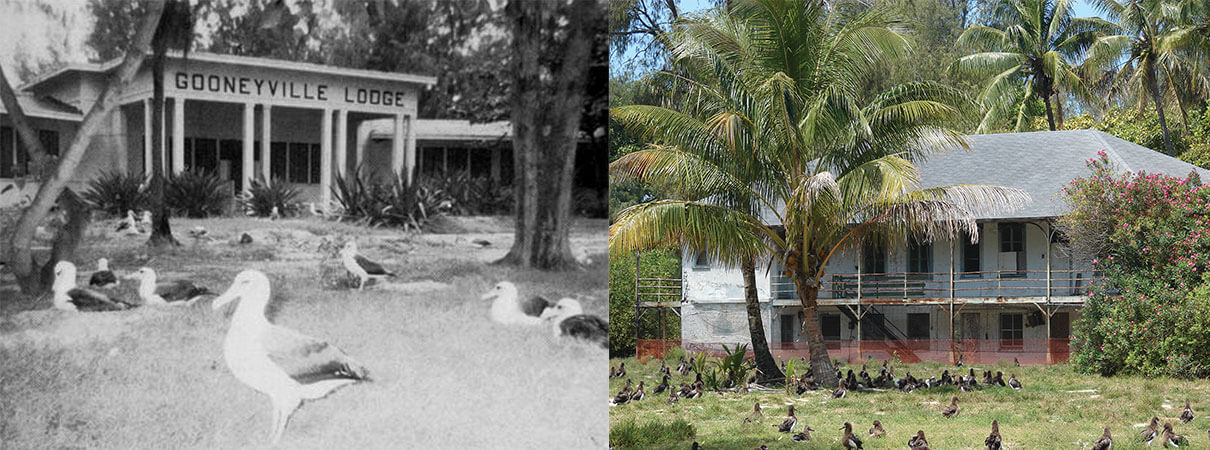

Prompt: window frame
[
  {"left": 907, "top": 313, "right": 931, "bottom": 339},
  {"left": 961, "top": 226, "right": 982, "bottom": 278},
  {"left": 999, "top": 313, "right": 1024, "bottom": 351}
]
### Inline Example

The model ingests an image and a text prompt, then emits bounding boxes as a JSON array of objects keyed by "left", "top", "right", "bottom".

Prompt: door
[
  {"left": 961, "top": 313, "right": 981, "bottom": 340},
  {"left": 1050, "top": 312, "right": 1071, "bottom": 338},
  {"left": 780, "top": 315, "right": 795, "bottom": 343}
]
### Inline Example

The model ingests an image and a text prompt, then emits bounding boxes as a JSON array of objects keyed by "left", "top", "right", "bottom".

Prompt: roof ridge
[{"left": 1089, "top": 129, "right": 1132, "bottom": 173}]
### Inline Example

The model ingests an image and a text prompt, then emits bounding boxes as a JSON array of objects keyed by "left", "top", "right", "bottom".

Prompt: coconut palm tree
[
  {"left": 146, "top": 0, "right": 194, "bottom": 247},
  {"left": 1083, "top": 0, "right": 1207, "bottom": 155},
  {"left": 955, "top": 0, "right": 1110, "bottom": 132},
  {"left": 611, "top": 0, "right": 1029, "bottom": 387}
]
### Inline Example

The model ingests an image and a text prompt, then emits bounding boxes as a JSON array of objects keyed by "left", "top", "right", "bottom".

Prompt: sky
[{"left": 611, "top": 0, "right": 1101, "bottom": 77}]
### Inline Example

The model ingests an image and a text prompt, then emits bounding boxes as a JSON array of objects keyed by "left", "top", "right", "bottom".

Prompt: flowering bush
[{"left": 1062, "top": 152, "right": 1210, "bottom": 377}]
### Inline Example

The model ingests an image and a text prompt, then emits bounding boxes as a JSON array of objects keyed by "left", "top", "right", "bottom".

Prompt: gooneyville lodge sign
[{"left": 173, "top": 70, "right": 411, "bottom": 108}]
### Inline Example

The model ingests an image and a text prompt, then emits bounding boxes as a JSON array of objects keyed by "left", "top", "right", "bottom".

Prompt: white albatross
[
  {"left": 481, "top": 281, "right": 551, "bottom": 326},
  {"left": 339, "top": 241, "right": 396, "bottom": 290},
  {"left": 127, "top": 267, "right": 213, "bottom": 305},
  {"left": 52, "top": 261, "right": 134, "bottom": 311},
  {"left": 212, "top": 270, "right": 370, "bottom": 444},
  {"left": 538, "top": 298, "right": 608, "bottom": 348}
]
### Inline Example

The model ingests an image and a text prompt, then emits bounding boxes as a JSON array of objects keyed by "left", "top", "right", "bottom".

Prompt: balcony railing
[{"left": 772, "top": 269, "right": 1104, "bottom": 302}]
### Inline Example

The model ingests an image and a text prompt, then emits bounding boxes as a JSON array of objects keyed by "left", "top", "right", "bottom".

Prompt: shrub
[
  {"left": 1062, "top": 152, "right": 1210, "bottom": 377},
  {"left": 609, "top": 418, "right": 695, "bottom": 448},
  {"left": 331, "top": 168, "right": 451, "bottom": 230},
  {"left": 712, "top": 343, "right": 753, "bottom": 389},
  {"left": 166, "top": 170, "right": 231, "bottom": 218},
  {"left": 81, "top": 171, "right": 147, "bottom": 217},
  {"left": 420, "top": 170, "right": 512, "bottom": 215},
  {"left": 608, "top": 249, "right": 682, "bottom": 357},
  {"left": 239, "top": 177, "right": 300, "bottom": 217},
  {"left": 574, "top": 187, "right": 607, "bottom": 218}
]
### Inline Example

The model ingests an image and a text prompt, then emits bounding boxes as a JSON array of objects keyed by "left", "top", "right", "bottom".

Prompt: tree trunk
[
  {"left": 1149, "top": 71, "right": 1175, "bottom": 155},
  {"left": 147, "top": 37, "right": 178, "bottom": 247},
  {"left": 1054, "top": 92, "right": 1064, "bottom": 130},
  {"left": 5, "top": 1, "right": 165, "bottom": 294},
  {"left": 498, "top": 0, "right": 600, "bottom": 270},
  {"left": 742, "top": 257, "right": 784, "bottom": 383},
  {"left": 1043, "top": 94, "right": 1057, "bottom": 131},
  {"left": 792, "top": 270, "right": 839, "bottom": 387}
]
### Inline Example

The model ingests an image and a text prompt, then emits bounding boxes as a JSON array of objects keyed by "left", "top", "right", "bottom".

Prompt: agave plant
[
  {"left": 332, "top": 167, "right": 452, "bottom": 230},
  {"left": 712, "top": 343, "right": 755, "bottom": 389},
  {"left": 166, "top": 170, "right": 231, "bottom": 218},
  {"left": 239, "top": 177, "right": 299, "bottom": 217},
  {"left": 81, "top": 170, "right": 148, "bottom": 217}
]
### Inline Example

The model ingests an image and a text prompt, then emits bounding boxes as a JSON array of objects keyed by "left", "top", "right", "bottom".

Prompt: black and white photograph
[{"left": 0, "top": 0, "right": 608, "bottom": 448}]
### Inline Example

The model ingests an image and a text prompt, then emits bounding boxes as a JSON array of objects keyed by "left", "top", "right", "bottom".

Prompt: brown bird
[
  {"left": 1013, "top": 357, "right": 1020, "bottom": 366},
  {"left": 775, "top": 405, "right": 797, "bottom": 433},
  {"left": 631, "top": 381, "right": 645, "bottom": 401},
  {"left": 791, "top": 423, "right": 814, "bottom": 442},
  {"left": 654, "top": 374, "right": 671, "bottom": 394},
  {"left": 615, "top": 362, "right": 627, "bottom": 378},
  {"left": 942, "top": 396, "right": 960, "bottom": 417},
  {"left": 1141, "top": 416, "right": 1160, "bottom": 445},
  {"left": 1091, "top": 426, "right": 1112, "bottom": 450},
  {"left": 609, "top": 365, "right": 617, "bottom": 378},
  {"left": 908, "top": 430, "right": 930, "bottom": 450},
  {"left": 985, "top": 419, "right": 1002, "bottom": 449},
  {"left": 840, "top": 422, "right": 863, "bottom": 449},
  {"left": 1007, "top": 373, "right": 1022, "bottom": 390},
  {"left": 743, "top": 402, "right": 764, "bottom": 423},
  {"left": 833, "top": 378, "right": 847, "bottom": 399},
  {"left": 868, "top": 420, "right": 885, "bottom": 438},
  {"left": 611, "top": 379, "right": 633, "bottom": 405},
  {"left": 666, "top": 389, "right": 679, "bottom": 405},
  {"left": 1181, "top": 399, "right": 1194, "bottom": 424},
  {"left": 1160, "top": 421, "right": 1185, "bottom": 447}
]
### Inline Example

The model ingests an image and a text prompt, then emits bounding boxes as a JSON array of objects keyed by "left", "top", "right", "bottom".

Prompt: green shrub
[
  {"left": 1062, "top": 152, "right": 1210, "bottom": 377},
  {"left": 609, "top": 418, "right": 695, "bottom": 449},
  {"left": 239, "top": 177, "right": 300, "bottom": 217},
  {"left": 332, "top": 168, "right": 451, "bottom": 230},
  {"left": 166, "top": 170, "right": 231, "bottom": 218},
  {"left": 712, "top": 343, "right": 754, "bottom": 389},
  {"left": 81, "top": 170, "right": 147, "bottom": 217},
  {"left": 608, "top": 249, "right": 682, "bottom": 357}
]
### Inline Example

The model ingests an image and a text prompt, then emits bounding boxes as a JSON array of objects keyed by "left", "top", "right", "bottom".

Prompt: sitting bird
[
  {"left": 868, "top": 420, "right": 885, "bottom": 438},
  {"left": 116, "top": 210, "right": 142, "bottom": 235},
  {"left": 653, "top": 373, "right": 670, "bottom": 394},
  {"left": 630, "top": 381, "right": 645, "bottom": 402},
  {"left": 908, "top": 430, "right": 930, "bottom": 450},
  {"left": 1181, "top": 399, "right": 1194, "bottom": 424},
  {"left": 1141, "top": 416, "right": 1160, "bottom": 445},
  {"left": 538, "top": 298, "right": 609, "bottom": 348},
  {"left": 611, "top": 379, "right": 633, "bottom": 405},
  {"left": 339, "top": 241, "right": 396, "bottom": 290},
  {"left": 269, "top": 206, "right": 281, "bottom": 220},
  {"left": 481, "top": 281, "right": 550, "bottom": 325},
  {"left": 743, "top": 402, "right": 764, "bottom": 423},
  {"left": 52, "top": 261, "right": 134, "bottom": 311},
  {"left": 1007, "top": 373, "right": 1022, "bottom": 390},
  {"left": 88, "top": 257, "right": 119, "bottom": 289},
  {"left": 1092, "top": 426, "right": 1112, "bottom": 450},
  {"left": 991, "top": 371, "right": 1007, "bottom": 387},
  {"left": 128, "top": 267, "right": 213, "bottom": 305},
  {"left": 985, "top": 420, "right": 1002, "bottom": 450},
  {"left": 211, "top": 270, "right": 370, "bottom": 444},
  {"left": 139, "top": 210, "right": 152, "bottom": 228},
  {"left": 665, "top": 389, "right": 679, "bottom": 405},
  {"left": 833, "top": 378, "right": 847, "bottom": 399},
  {"left": 614, "top": 362, "right": 627, "bottom": 378},
  {"left": 791, "top": 423, "right": 814, "bottom": 442},
  {"left": 775, "top": 405, "right": 797, "bottom": 433},
  {"left": 840, "top": 422, "right": 863, "bottom": 449},
  {"left": 1160, "top": 422, "right": 1185, "bottom": 447},
  {"left": 941, "top": 396, "right": 960, "bottom": 418}
]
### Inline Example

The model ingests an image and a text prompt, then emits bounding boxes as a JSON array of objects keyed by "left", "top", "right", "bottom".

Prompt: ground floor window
[
  {"left": 1000, "top": 313, "right": 1024, "bottom": 350},
  {"left": 907, "top": 313, "right": 930, "bottom": 339},
  {"left": 780, "top": 314, "right": 795, "bottom": 342},
  {"left": 1, "top": 126, "right": 58, "bottom": 178},
  {"left": 184, "top": 137, "right": 319, "bottom": 185},
  {"left": 418, "top": 145, "right": 496, "bottom": 179},
  {"left": 861, "top": 313, "right": 887, "bottom": 340},
  {"left": 821, "top": 314, "right": 841, "bottom": 340}
]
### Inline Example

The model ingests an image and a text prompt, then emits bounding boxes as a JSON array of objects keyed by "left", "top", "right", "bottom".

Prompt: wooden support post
[
  {"left": 634, "top": 252, "right": 641, "bottom": 359},
  {"left": 949, "top": 239, "right": 957, "bottom": 364},
  {"left": 1046, "top": 222, "right": 1053, "bottom": 364}
]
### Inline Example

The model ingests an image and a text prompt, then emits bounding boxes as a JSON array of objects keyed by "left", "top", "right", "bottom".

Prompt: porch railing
[{"left": 772, "top": 269, "right": 1104, "bottom": 301}]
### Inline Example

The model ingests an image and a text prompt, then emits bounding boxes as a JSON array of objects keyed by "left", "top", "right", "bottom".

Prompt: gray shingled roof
[{"left": 917, "top": 129, "right": 1210, "bottom": 220}]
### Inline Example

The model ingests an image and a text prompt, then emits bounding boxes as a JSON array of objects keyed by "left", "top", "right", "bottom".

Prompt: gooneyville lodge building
[
  {"left": 647, "top": 130, "right": 1209, "bottom": 365},
  {"left": 0, "top": 52, "right": 605, "bottom": 209}
]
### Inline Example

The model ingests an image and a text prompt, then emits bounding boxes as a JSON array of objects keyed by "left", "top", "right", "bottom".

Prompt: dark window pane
[
  {"left": 470, "top": 147, "right": 491, "bottom": 177},
  {"left": 219, "top": 140, "right": 242, "bottom": 186},
  {"left": 499, "top": 146, "right": 513, "bottom": 184},
  {"left": 271, "top": 142, "right": 288, "bottom": 181},
  {"left": 310, "top": 144, "right": 321, "bottom": 184},
  {"left": 907, "top": 313, "right": 930, "bottom": 339},
  {"left": 694, "top": 250, "right": 709, "bottom": 267},
  {"left": 420, "top": 146, "right": 443, "bottom": 176},
  {"left": 862, "top": 244, "right": 886, "bottom": 274},
  {"left": 1000, "top": 313, "right": 1024, "bottom": 349},
  {"left": 963, "top": 228, "right": 981, "bottom": 273},
  {"left": 288, "top": 143, "right": 309, "bottom": 183},
  {"left": 195, "top": 138, "right": 218, "bottom": 173},
  {"left": 999, "top": 223, "right": 1024, "bottom": 252},
  {"left": 780, "top": 316, "right": 795, "bottom": 342},
  {"left": 447, "top": 146, "right": 468, "bottom": 173},
  {"left": 821, "top": 314, "right": 841, "bottom": 340},
  {"left": 38, "top": 129, "right": 58, "bottom": 156},
  {"left": 908, "top": 241, "right": 932, "bottom": 273},
  {"left": 1, "top": 127, "right": 12, "bottom": 178}
]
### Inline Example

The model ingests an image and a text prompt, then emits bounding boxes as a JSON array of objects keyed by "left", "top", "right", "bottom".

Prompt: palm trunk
[
  {"left": 1054, "top": 92, "right": 1064, "bottom": 130},
  {"left": 742, "top": 257, "right": 784, "bottom": 383},
  {"left": 1043, "top": 95, "right": 1057, "bottom": 131},
  {"left": 1148, "top": 67, "right": 1175, "bottom": 155},
  {"left": 792, "top": 270, "right": 839, "bottom": 387}
]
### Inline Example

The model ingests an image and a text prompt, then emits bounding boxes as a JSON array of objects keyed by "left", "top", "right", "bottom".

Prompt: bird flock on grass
[
  {"left": 619, "top": 356, "right": 1204, "bottom": 449},
  {"left": 45, "top": 236, "right": 602, "bottom": 444}
]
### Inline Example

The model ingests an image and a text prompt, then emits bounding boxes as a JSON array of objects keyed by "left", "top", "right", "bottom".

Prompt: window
[
  {"left": 998, "top": 222, "right": 1027, "bottom": 277},
  {"left": 447, "top": 147, "right": 469, "bottom": 173},
  {"left": 38, "top": 129, "right": 59, "bottom": 156},
  {"left": 862, "top": 243, "right": 887, "bottom": 274},
  {"left": 309, "top": 144, "right": 321, "bottom": 184},
  {"left": 780, "top": 315, "right": 795, "bottom": 342},
  {"left": 907, "top": 313, "right": 931, "bottom": 339},
  {"left": 861, "top": 313, "right": 887, "bottom": 340},
  {"left": 962, "top": 227, "right": 981, "bottom": 276},
  {"left": 821, "top": 314, "right": 841, "bottom": 340},
  {"left": 288, "top": 143, "right": 310, "bottom": 183},
  {"left": 192, "top": 138, "right": 218, "bottom": 173},
  {"left": 270, "top": 142, "right": 288, "bottom": 180},
  {"left": 1, "top": 127, "right": 58, "bottom": 177},
  {"left": 1000, "top": 313, "right": 1024, "bottom": 350},
  {"left": 420, "top": 146, "right": 443, "bottom": 175},
  {"left": 907, "top": 241, "right": 932, "bottom": 274},
  {"left": 693, "top": 249, "right": 710, "bottom": 268}
]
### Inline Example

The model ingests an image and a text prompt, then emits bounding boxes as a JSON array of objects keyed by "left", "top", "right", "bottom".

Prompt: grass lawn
[
  {"left": 610, "top": 355, "right": 1210, "bottom": 449},
  {"left": 0, "top": 215, "right": 607, "bottom": 449}
]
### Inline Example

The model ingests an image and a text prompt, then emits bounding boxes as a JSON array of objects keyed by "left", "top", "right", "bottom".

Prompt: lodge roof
[
  {"left": 919, "top": 129, "right": 1210, "bottom": 220},
  {"left": 0, "top": 94, "right": 83, "bottom": 121}
]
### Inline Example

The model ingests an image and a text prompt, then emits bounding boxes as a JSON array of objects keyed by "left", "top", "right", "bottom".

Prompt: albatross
[
  {"left": 481, "top": 281, "right": 551, "bottom": 325},
  {"left": 88, "top": 257, "right": 119, "bottom": 289},
  {"left": 538, "top": 298, "right": 608, "bottom": 348},
  {"left": 52, "top": 261, "right": 134, "bottom": 311},
  {"left": 212, "top": 270, "right": 370, "bottom": 444},
  {"left": 127, "top": 267, "right": 213, "bottom": 305},
  {"left": 339, "top": 241, "right": 396, "bottom": 290}
]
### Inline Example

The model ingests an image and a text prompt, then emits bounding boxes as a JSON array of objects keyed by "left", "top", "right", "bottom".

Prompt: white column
[
  {"left": 142, "top": 98, "right": 152, "bottom": 175},
  {"left": 404, "top": 115, "right": 417, "bottom": 185},
  {"left": 242, "top": 103, "right": 255, "bottom": 191},
  {"left": 392, "top": 113, "right": 405, "bottom": 182},
  {"left": 335, "top": 109, "right": 348, "bottom": 179},
  {"left": 261, "top": 104, "right": 272, "bottom": 181},
  {"left": 172, "top": 97, "right": 185, "bottom": 174},
  {"left": 320, "top": 108, "right": 333, "bottom": 209},
  {"left": 111, "top": 106, "right": 127, "bottom": 174}
]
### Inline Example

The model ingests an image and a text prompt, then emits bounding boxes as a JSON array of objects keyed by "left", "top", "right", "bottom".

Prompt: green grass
[
  {"left": 0, "top": 216, "right": 607, "bottom": 448},
  {"left": 610, "top": 356, "right": 1210, "bottom": 449}
]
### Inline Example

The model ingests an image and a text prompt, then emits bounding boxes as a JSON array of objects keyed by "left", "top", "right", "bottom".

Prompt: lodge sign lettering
[{"left": 173, "top": 71, "right": 409, "bottom": 107}]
